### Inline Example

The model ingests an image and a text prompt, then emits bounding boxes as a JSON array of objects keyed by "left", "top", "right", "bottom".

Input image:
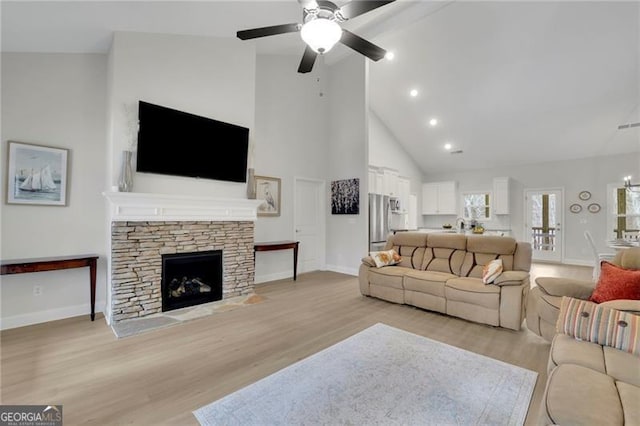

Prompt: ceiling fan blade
[
  {"left": 237, "top": 23, "right": 301, "bottom": 40},
  {"left": 340, "top": 29, "right": 386, "bottom": 61},
  {"left": 298, "top": 46, "right": 318, "bottom": 73},
  {"left": 338, "top": 0, "right": 395, "bottom": 20}
]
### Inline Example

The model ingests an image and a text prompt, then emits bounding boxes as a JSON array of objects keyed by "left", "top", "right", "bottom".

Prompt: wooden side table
[
  {"left": 1, "top": 254, "right": 99, "bottom": 321},
  {"left": 254, "top": 241, "right": 300, "bottom": 281}
]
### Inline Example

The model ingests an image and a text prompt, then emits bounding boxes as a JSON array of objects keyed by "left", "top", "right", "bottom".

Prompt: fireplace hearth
[{"left": 161, "top": 250, "right": 223, "bottom": 312}]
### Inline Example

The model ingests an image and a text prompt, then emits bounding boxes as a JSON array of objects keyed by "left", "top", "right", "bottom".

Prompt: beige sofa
[
  {"left": 359, "top": 232, "right": 532, "bottom": 330},
  {"left": 541, "top": 332, "right": 640, "bottom": 425},
  {"left": 526, "top": 247, "right": 640, "bottom": 342},
  {"left": 527, "top": 248, "right": 640, "bottom": 425}
]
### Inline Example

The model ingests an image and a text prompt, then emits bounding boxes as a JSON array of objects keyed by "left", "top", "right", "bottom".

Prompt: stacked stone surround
[{"left": 111, "top": 220, "right": 255, "bottom": 322}]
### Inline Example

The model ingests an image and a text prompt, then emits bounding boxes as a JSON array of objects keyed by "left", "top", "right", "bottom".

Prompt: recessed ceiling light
[
  {"left": 409, "top": 89, "right": 418, "bottom": 97},
  {"left": 429, "top": 118, "right": 438, "bottom": 127},
  {"left": 444, "top": 143, "right": 452, "bottom": 150},
  {"left": 385, "top": 51, "right": 395, "bottom": 61}
]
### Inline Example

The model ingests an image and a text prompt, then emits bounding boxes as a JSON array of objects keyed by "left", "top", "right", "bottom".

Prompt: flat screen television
[{"left": 136, "top": 101, "right": 249, "bottom": 183}]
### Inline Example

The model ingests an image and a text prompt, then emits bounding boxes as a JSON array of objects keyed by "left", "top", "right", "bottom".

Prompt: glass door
[{"left": 525, "top": 189, "right": 563, "bottom": 262}]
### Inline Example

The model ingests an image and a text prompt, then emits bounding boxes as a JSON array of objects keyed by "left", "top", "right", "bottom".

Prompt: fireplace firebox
[{"left": 161, "top": 250, "right": 223, "bottom": 312}]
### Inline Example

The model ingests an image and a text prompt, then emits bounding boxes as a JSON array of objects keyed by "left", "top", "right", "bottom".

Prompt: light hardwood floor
[{"left": 1, "top": 263, "right": 592, "bottom": 425}]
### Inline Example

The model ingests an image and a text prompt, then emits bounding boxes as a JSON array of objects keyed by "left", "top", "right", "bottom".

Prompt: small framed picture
[
  {"left": 7, "top": 141, "right": 69, "bottom": 206},
  {"left": 578, "top": 191, "right": 591, "bottom": 201},
  {"left": 255, "top": 175, "right": 281, "bottom": 217},
  {"left": 587, "top": 203, "right": 601, "bottom": 213},
  {"left": 569, "top": 203, "right": 582, "bottom": 213}
]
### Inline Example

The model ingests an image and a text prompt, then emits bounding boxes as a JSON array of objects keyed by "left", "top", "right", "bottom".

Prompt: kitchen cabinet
[
  {"left": 493, "top": 177, "right": 510, "bottom": 215},
  {"left": 397, "top": 177, "right": 410, "bottom": 213},
  {"left": 422, "top": 181, "right": 458, "bottom": 214},
  {"left": 382, "top": 168, "right": 399, "bottom": 197},
  {"left": 368, "top": 166, "right": 385, "bottom": 195}
]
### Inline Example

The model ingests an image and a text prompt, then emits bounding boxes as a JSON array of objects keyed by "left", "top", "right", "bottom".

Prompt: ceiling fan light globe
[{"left": 300, "top": 18, "right": 342, "bottom": 54}]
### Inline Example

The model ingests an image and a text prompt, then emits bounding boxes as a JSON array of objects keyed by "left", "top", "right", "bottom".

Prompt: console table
[
  {"left": 1, "top": 254, "right": 99, "bottom": 321},
  {"left": 254, "top": 241, "right": 299, "bottom": 281}
]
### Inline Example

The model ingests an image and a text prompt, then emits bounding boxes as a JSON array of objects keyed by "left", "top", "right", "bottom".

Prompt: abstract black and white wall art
[{"left": 331, "top": 178, "right": 359, "bottom": 215}]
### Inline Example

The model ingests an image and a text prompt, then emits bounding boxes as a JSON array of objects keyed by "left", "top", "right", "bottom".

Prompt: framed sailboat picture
[{"left": 7, "top": 141, "right": 69, "bottom": 206}]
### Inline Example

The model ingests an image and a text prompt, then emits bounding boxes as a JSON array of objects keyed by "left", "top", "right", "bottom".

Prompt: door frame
[
  {"left": 523, "top": 187, "right": 565, "bottom": 263},
  {"left": 293, "top": 176, "right": 327, "bottom": 271}
]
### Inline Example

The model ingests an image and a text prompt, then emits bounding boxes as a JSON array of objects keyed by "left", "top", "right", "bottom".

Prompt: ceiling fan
[{"left": 237, "top": 0, "right": 395, "bottom": 73}]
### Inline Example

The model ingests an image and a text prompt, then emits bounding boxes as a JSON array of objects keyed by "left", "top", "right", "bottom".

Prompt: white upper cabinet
[
  {"left": 397, "top": 177, "right": 410, "bottom": 213},
  {"left": 422, "top": 181, "right": 458, "bottom": 214},
  {"left": 368, "top": 166, "right": 385, "bottom": 195},
  {"left": 493, "top": 177, "right": 511, "bottom": 215},
  {"left": 382, "top": 168, "right": 399, "bottom": 197}
]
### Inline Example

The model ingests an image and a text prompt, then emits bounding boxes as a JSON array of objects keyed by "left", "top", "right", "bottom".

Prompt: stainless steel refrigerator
[{"left": 369, "top": 193, "right": 391, "bottom": 251}]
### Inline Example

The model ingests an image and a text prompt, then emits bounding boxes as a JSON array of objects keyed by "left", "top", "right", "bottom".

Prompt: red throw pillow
[{"left": 589, "top": 261, "right": 640, "bottom": 303}]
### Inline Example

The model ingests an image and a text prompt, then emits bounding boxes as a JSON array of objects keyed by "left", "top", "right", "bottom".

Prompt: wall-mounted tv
[{"left": 136, "top": 101, "right": 249, "bottom": 183}]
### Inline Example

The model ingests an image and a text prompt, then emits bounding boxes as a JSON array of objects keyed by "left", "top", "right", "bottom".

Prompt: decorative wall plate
[
  {"left": 578, "top": 191, "right": 591, "bottom": 201},
  {"left": 587, "top": 203, "right": 601, "bottom": 213},
  {"left": 569, "top": 203, "right": 582, "bottom": 213}
]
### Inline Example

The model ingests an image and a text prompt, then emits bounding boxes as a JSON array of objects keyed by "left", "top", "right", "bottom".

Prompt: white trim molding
[{"left": 103, "top": 191, "right": 263, "bottom": 222}]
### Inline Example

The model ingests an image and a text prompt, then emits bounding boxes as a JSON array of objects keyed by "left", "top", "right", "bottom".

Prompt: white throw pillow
[
  {"left": 482, "top": 259, "right": 503, "bottom": 284},
  {"left": 369, "top": 250, "right": 402, "bottom": 268}
]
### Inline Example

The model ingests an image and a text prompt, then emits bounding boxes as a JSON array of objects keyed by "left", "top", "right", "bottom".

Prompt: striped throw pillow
[{"left": 557, "top": 296, "right": 640, "bottom": 356}]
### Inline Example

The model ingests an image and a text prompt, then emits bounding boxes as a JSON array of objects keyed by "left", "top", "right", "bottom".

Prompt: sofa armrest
[
  {"left": 493, "top": 271, "right": 529, "bottom": 286},
  {"left": 600, "top": 299, "right": 640, "bottom": 314},
  {"left": 361, "top": 256, "right": 376, "bottom": 268},
  {"left": 535, "top": 277, "right": 594, "bottom": 300}
]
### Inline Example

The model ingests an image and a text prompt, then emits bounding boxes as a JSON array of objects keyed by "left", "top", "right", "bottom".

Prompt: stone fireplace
[{"left": 104, "top": 192, "right": 262, "bottom": 323}]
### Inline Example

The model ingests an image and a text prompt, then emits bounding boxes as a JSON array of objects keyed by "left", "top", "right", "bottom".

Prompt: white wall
[
  {"left": 1, "top": 53, "right": 108, "bottom": 329},
  {"left": 369, "top": 110, "right": 423, "bottom": 189},
  {"left": 253, "top": 54, "right": 329, "bottom": 282},
  {"left": 107, "top": 32, "right": 256, "bottom": 197},
  {"left": 326, "top": 56, "right": 369, "bottom": 275},
  {"left": 422, "top": 153, "right": 640, "bottom": 264},
  {"left": 368, "top": 109, "right": 424, "bottom": 228}
]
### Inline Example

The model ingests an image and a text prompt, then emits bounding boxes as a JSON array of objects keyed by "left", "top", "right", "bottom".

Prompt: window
[
  {"left": 608, "top": 185, "right": 640, "bottom": 238},
  {"left": 462, "top": 192, "right": 491, "bottom": 220}
]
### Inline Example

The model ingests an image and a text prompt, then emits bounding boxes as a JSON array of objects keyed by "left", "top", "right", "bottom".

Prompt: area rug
[
  {"left": 111, "top": 293, "right": 265, "bottom": 339},
  {"left": 193, "top": 323, "right": 537, "bottom": 426}
]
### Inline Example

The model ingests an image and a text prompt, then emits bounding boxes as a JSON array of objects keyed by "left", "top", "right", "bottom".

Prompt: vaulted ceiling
[{"left": 3, "top": 1, "right": 639, "bottom": 174}]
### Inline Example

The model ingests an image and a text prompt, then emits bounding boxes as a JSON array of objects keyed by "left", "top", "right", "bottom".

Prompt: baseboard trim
[
  {"left": 325, "top": 264, "right": 358, "bottom": 276},
  {"left": 0, "top": 301, "right": 106, "bottom": 330},
  {"left": 562, "top": 258, "right": 594, "bottom": 267}
]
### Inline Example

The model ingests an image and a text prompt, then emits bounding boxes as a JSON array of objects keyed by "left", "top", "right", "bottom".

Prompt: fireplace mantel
[{"left": 103, "top": 191, "right": 263, "bottom": 222}]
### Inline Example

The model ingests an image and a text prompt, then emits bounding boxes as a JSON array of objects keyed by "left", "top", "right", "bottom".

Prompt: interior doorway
[
  {"left": 293, "top": 177, "right": 326, "bottom": 273},
  {"left": 524, "top": 188, "right": 563, "bottom": 262}
]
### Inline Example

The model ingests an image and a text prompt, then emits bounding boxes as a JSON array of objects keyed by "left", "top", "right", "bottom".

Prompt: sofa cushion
[
  {"left": 445, "top": 277, "right": 500, "bottom": 309},
  {"left": 616, "top": 381, "right": 640, "bottom": 425},
  {"left": 420, "top": 248, "right": 466, "bottom": 275},
  {"left": 388, "top": 233, "right": 429, "bottom": 270},
  {"left": 545, "top": 364, "right": 624, "bottom": 426},
  {"left": 557, "top": 297, "right": 640, "bottom": 356},
  {"left": 589, "top": 261, "right": 640, "bottom": 303},
  {"left": 404, "top": 270, "right": 456, "bottom": 297},
  {"left": 601, "top": 299, "right": 640, "bottom": 314},
  {"left": 604, "top": 345, "right": 640, "bottom": 387},
  {"left": 548, "top": 333, "right": 605, "bottom": 374},
  {"left": 425, "top": 233, "right": 467, "bottom": 250},
  {"left": 368, "top": 266, "right": 406, "bottom": 290},
  {"left": 389, "top": 232, "right": 429, "bottom": 248},
  {"left": 461, "top": 236, "right": 518, "bottom": 277}
]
